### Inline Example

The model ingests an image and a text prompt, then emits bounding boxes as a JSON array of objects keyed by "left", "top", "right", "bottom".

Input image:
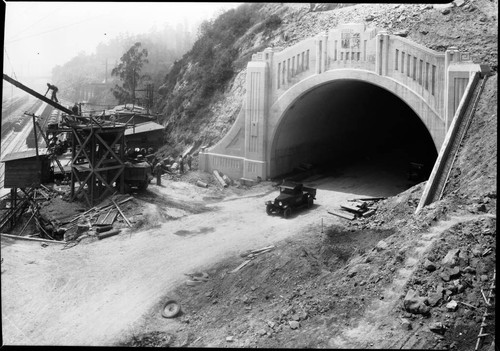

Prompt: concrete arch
[{"left": 267, "top": 69, "right": 445, "bottom": 176}]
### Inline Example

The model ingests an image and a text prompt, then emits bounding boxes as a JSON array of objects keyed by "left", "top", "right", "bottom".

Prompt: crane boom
[{"left": 3, "top": 73, "right": 74, "bottom": 115}]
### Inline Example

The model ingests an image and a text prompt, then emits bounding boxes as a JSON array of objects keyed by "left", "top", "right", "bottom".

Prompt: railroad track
[{"left": 0, "top": 99, "right": 46, "bottom": 189}]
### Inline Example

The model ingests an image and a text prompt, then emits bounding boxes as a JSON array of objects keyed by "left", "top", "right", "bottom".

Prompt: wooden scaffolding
[{"left": 70, "top": 124, "right": 126, "bottom": 207}]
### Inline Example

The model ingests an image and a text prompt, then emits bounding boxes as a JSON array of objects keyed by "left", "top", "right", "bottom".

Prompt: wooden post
[
  {"left": 70, "top": 131, "right": 76, "bottom": 201},
  {"left": 32, "top": 113, "right": 39, "bottom": 158},
  {"left": 90, "top": 129, "right": 95, "bottom": 205}
]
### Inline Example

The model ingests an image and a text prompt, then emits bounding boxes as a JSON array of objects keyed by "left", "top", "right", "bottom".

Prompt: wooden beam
[
  {"left": 111, "top": 198, "right": 132, "bottom": 227},
  {"left": 1, "top": 233, "right": 65, "bottom": 244},
  {"left": 2, "top": 74, "right": 74, "bottom": 115},
  {"left": 327, "top": 210, "right": 355, "bottom": 220}
]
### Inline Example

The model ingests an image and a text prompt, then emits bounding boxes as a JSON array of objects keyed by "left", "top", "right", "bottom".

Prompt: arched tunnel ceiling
[{"left": 272, "top": 79, "right": 438, "bottom": 179}]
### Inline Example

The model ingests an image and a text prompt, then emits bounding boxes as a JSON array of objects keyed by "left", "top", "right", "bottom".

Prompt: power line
[
  {"left": 5, "top": 11, "right": 114, "bottom": 44},
  {"left": 3, "top": 48, "right": 18, "bottom": 80},
  {"left": 6, "top": 6, "right": 63, "bottom": 43}
]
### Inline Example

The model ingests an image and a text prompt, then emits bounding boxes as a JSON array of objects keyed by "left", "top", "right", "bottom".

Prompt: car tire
[
  {"left": 307, "top": 197, "right": 314, "bottom": 208},
  {"left": 283, "top": 208, "right": 291, "bottom": 219},
  {"left": 161, "top": 299, "right": 181, "bottom": 318},
  {"left": 138, "top": 178, "right": 149, "bottom": 190},
  {"left": 266, "top": 205, "right": 273, "bottom": 215}
]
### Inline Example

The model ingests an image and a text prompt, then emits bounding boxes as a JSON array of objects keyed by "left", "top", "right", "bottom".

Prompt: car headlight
[{"left": 279, "top": 201, "right": 283, "bottom": 206}]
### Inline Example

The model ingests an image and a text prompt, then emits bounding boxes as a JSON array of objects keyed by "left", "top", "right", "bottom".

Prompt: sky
[{"left": 3, "top": 2, "right": 241, "bottom": 83}]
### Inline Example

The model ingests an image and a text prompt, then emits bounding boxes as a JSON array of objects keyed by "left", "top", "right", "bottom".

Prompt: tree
[{"left": 111, "top": 42, "right": 149, "bottom": 104}]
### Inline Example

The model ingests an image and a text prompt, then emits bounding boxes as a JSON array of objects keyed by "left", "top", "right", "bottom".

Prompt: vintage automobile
[{"left": 265, "top": 181, "right": 317, "bottom": 218}]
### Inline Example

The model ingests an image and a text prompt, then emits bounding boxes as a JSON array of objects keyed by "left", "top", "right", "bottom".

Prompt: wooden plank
[
  {"left": 1, "top": 233, "right": 65, "bottom": 244},
  {"left": 96, "top": 209, "right": 111, "bottom": 225},
  {"left": 327, "top": 210, "right": 355, "bottom": 220},
  {"left": 349, "top": 197, "right": 387, "bottom": 202},
  {"left": 2, "top": 74, "right": 74, "bottom": 114},
  {"left": 103, "top": 210, "right": 118, "bottom": 226},
  {"left": 340, "top": 204, "right": 364, "bottom": 214},
  {"left": 228, "top": 260, "right": 251, "bottom": 274},
  {"left": 362, "top": 209, "right": 376, "bottom": 218},
  {"left": 111, "top": 198, "right": 132, "bottom": 227},
  {"left": 250, "top": 245, "right": 275, "bottom": 254}
]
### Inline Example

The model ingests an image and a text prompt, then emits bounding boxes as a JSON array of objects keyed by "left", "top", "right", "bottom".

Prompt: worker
[
  {"left": 186, "top": 154, "right": 193, "bottom": 171},
  {"left": 71, "top": 103, "right": 79, "bottom": 115},
  {"left": 44, "top": 83, "right": 59, "bottom": 103},
  {"left": 154, "top": 161, "right": 163, "bottom": 186},
  {"left": 178, "top": 155, "right": 184, "bottom": 174}
]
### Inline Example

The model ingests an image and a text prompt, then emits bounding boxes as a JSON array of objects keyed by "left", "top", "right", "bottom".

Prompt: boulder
[
  {"left": 427, "top": 292, "right": 442, "bottom": 307},
  {"left": 424, "top": 259, "right": 437, "bottom": 272},
  {"left": 394, "top": 29, "right": 409, "bottom": 37},
  {"left": 463, "top": 266, "right": 476, "bottom": 274},
  {"left": 440, "top": 271, "right": 451, "bottom": 282},
  {"left": 403, "top": 289, "right": 430, "bottom": 315},
  {"left": 441, "top": 249, "right": 460, "bottom": 267},
  {"left": 257, "top": 329, "right": 267, "bottom": 336},
  {"left": 376, "top": 240, "right": 389, "bottom": 251},
  {"left": 401, "top": 318, "right": 412, "bottom": 330},
  {"left": 289, "top": 321, "right": 300, "bottom": 330},
  {"left": 449, "top": 266, "right": 461, "bottom": 279},
  {"left": 446, "top": 300, "right": 458, "bottom": 311},
  {"left": 429, "top": 321, "right": 446, "bottom": 334}
]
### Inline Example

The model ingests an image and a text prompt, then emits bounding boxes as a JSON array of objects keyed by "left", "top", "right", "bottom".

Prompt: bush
[{"left": 260, "top": 14, "right": 282, "bottom": 34}]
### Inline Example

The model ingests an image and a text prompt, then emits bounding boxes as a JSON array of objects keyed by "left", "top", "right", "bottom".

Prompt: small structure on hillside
[{"left": 1, "top": 149, "right": 51, "bottom": 188}]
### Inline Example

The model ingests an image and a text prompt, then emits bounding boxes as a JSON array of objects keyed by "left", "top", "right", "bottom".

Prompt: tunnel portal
[{"left": 271, "top": 79, "right": 438, "bottom": 184}]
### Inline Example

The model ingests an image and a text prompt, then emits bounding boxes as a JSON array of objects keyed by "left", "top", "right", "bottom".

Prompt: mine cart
[{"left": 123, "top": 160, "right": 153, "bottom": 191}]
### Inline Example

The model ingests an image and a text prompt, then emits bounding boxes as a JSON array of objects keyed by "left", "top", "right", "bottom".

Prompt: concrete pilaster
[
  {"left": 315, "top": 37, "right": 322, "bottom": 74},
  {"left": 376, "top": 31, "right": 389, "bottom": 76},
  {"left": 444, "top": 46, "right": 463, "bottom": 130},
  {"left": 244, "top": 61, "right": 269, "bottom": 179},
  {"left": 322, "top": 33, "right": 328, "bottom": 72}
]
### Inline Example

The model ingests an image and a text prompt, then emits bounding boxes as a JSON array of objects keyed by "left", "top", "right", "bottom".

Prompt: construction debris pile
[
  {"left": 328, "top": 197, "right": 386, "bottom": 221},
  {"left": 62, "top": 193, "right": 133, "bottom": 242},
  {"left": 0, "top": 185, "right": 73, "bottom": 241}
]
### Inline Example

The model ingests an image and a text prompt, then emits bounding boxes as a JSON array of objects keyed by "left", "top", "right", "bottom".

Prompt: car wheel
[
  {"left": 307, "top": 197, "right": 314, "bottom": 208},
  {"left": 283, "top": 208, "right": 292, "bottom": 219},
  {"left": 138, "top": 178, "right": 149, "bottom": 190},
  {"left": 266, "top": 204, "right": 273, "bottom": 215},
  {"left": 161, "top": 299, "right": 181, "bottom": 318}
]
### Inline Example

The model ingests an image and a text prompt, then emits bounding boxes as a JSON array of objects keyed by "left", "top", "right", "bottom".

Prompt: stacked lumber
[
  {"left": 62, "top": 194, "right": 133, "bottom": 241},
  {"left": 328, "top": 197, "right": 385, "bottom": 220}
]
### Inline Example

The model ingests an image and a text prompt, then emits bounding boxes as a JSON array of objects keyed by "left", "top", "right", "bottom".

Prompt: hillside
[{"left": 154, "top": 1, "right": 497, "bottom": 155}]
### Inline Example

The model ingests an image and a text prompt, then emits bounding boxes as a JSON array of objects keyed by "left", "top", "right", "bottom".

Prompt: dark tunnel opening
[{"left": 271, "top": 79, "right": 438, "bottom": 194}]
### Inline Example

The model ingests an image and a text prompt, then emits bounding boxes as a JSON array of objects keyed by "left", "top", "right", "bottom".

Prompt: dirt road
[{"left": 1, "top": 165, "right": 407, "bottom": 346}]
